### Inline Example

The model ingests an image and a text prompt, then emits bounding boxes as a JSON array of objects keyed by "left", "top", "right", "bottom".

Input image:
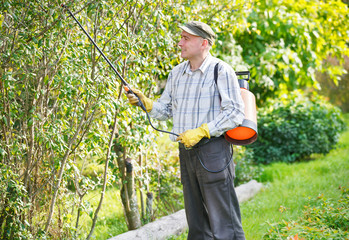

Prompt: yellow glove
[
  {"left": 176, "top": 123, "right": 210, "bottom": 148},
  {"left": 126, "top": 88, "right": 153, "bottom": 112}
]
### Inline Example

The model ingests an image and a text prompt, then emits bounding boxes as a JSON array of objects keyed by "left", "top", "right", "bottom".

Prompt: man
[{"left": 127, "top": 21, "right": 246, "bottom": 240}]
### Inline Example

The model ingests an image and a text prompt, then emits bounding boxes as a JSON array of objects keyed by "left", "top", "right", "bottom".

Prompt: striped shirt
[{"left": 149, "top": 53, "right": 245, "bottom": 141}]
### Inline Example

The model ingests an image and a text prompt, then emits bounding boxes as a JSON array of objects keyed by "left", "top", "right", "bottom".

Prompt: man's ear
[{"left": 201, "top": 39, "right": 209, "bottom": 48}]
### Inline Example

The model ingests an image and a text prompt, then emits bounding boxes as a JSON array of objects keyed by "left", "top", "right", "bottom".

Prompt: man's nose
[{"left": 178, "top": 39, "right": 183, "bottom": 47}]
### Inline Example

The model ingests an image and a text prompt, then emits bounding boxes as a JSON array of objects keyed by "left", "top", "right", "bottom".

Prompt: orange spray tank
[{"left": 225, "top": 71, "right": 258, "bottom": 145}]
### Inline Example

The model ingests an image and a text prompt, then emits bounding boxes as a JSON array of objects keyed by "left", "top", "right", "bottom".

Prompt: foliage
[
  {"left": 233, "top": 146, "right": 263, "bottom": 186},
  {"left": 0, "top": 0, "right": 181, "bottom": 238},
  {"left": 145, "top": 136, "right": 184, "bottom": 221},
  {"left": 233, "top": 0, "right": 349, "bottom": 104},
  {"left": 148, "top": 167, "right": 184, "bottom": 221},
  {"left": 264, "top": 186, "right": 349, "bottom": 239},
  {"left": 1, "top": 0, "right": 348, "bottom": 238},
  {"left": 167, "top": 229, "right": 188, "bottom": 240},
  {"left": 0, "top": 163, "right": 32, "bottom": 239},
  {"left": 248, "top": 91, "right": 346, "bottom": 164},
  {"left": 316, "top": 56, "right": 349, "bottom": 113}
]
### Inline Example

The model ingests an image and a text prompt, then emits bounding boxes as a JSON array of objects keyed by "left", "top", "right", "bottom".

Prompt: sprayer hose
[{"left": 144, "top": 108, "right": 179, "bottom": 137}]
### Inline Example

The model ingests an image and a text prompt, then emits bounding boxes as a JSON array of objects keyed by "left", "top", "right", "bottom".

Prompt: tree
[
  {"left": 231, "top": 0, "right": 349, "bottom": 104},
  {"left": 1, "top": 0, "right": 179, "bottom": 238}
]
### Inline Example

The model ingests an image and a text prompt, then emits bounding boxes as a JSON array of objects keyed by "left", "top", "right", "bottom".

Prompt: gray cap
[{"left": 179, "top": 21, "right": 216, "bottom": 45}]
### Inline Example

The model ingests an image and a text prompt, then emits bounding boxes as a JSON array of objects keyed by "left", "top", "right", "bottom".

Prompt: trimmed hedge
[{"left": 247, "top": 92, "right": 346, "bottom": 164}]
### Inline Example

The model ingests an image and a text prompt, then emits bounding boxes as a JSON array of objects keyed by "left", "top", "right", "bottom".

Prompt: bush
[
  {"left": 0, "top": 164, "right": 33, "bottom": 239},
  {"left": 234, "top": 146, "right": 263, "bottom": 186},
  {"left": 263, "top": 186, "right": 349, "bottom": 239},
  {"left": 247, "top": 92, "right": 346, "bottom": 164}
]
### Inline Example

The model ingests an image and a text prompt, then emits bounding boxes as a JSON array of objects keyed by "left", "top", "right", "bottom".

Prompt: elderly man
[{"left": 127, "top": 21, "right": 246, "bottom": 240}]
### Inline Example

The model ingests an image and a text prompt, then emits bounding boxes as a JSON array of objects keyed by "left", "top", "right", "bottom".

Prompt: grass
[
  {"left": 170, "top": 114, "right": 349, "bottom": 239},
  {"left": 77, "top": 186, "right": 128, "bottom": 239},
  {"left": 241, "top": 147, "right": 349, "bottom": 238}
]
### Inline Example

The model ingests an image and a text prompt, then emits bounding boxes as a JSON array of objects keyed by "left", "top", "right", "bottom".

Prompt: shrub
[
  {"left": 234, "top": 146, "right": 263, "bottom": 186},
  {"left": 263, "top": 186, "right": 349, "bottom": 239},
  {"left": 0, "top": 164, "right": 33, "bottom": 239},
  {"left": 247, "top": 91, "right": 346, "bottom": 164}
]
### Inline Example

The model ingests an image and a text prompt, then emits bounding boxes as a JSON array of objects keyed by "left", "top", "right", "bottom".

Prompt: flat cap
[{"left": 179, "top": 21, "right": 216, "bottom": 45}]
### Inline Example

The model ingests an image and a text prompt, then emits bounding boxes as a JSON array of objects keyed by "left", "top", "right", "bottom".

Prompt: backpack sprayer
[
  {"left": 61, "top": 4, "right": 258, "bottom": 147},
  {"left": 212, "top": 64, "right": 258, "bottom": 146},
  {"left": 225, "top": 71, "right": 258, "bottom": 145}
]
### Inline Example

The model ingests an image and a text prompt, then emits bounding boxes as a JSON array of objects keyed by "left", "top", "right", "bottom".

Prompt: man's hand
[
  {"left": 126, "top": 88, "right": 153, "bottom": 112},
  {"left": 176, "top": 123, "right": 210, "bottom": 148}
]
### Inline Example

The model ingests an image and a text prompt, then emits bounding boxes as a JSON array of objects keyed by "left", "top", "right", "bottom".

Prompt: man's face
[{"left": 178, "top": 31, "right": 204, "bottom": 60}]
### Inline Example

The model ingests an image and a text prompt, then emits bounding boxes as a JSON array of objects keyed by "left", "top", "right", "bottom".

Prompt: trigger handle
[{"left": 124, "top": 86, "right": 147, "bottom": 112}]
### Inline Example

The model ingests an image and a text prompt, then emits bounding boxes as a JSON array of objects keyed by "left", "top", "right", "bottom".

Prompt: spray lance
[{"left": 61, "top": 4, "right": 179, "bottom": 137}]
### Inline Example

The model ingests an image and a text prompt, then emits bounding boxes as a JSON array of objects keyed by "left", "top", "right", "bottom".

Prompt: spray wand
[{"left": 61, "top": 4, "right": 179, "bottom": 137}]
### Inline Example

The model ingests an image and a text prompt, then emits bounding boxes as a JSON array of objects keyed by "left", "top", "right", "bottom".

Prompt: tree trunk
[
  {"left": 120, "top": 157, "right": 141, "bottom": 230},
  {"left": 146, "top": 192, "right": 154, "bottom": 221},
  {"left": 114, "top": 142, "right": 141, "bottom": 230}
]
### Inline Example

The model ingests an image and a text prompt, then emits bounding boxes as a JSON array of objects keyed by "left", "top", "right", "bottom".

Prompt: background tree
[
  {"left": 316, "top": 56, "right": 349, "bottom": 113},
  {"left": 231, "top": 0, "right": 349, "bottom": 104}
]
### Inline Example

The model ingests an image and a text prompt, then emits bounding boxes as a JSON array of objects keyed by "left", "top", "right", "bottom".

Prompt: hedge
[{"left": 247, "top": 92, "right": 346, "bottom": 164}]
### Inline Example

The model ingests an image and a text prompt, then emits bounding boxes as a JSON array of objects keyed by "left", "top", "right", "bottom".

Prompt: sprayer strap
[
  {"left": 213, "top": 63, "right": 221, "bottom": 102},
  {"left": 214, "top": 62, "right": 219, "bottom": 85}
]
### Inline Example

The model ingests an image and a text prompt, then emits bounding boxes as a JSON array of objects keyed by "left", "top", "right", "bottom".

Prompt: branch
[
  {"left": 206, "top": 1, "right": 248, "bottom": 22},
  {"left": 25, "top": 0, "right": 97, "bottom": 44},
  {"left": 86, "top": 105, "right": 120, "bottom": 240},
  {"left": 44, "top": 103, "right": 90, "bottom": 232}
]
